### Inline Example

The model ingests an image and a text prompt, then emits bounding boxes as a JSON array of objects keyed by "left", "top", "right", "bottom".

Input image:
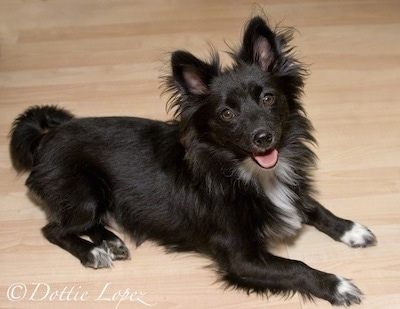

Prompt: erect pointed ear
[
  {"left": 171, "top": 50, "right": 219, "bottom": 96},
  {"left": 238, "top": 16, "right": 277, "bottom": 71}
]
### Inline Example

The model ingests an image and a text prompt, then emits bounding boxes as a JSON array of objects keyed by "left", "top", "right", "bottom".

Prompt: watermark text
[{"left": 7, "top": 282, "right": 157, "bottom": 308}]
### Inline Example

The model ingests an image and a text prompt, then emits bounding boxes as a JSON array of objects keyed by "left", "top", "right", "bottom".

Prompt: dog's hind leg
[
  {"left": 35, "top": 180, "right": 116, "bottom": 269},
  {"left": 28, "top": 160, "right": 123, "bottom": 268},
  {"left": 302, "top": 197, "right": 377, "bottom": 248},
  {"left": 42, "top": 222, "right": 114, "bottom": 269},
  {"left": 86, "top": 225, "right": 130, "bottom": 261}
]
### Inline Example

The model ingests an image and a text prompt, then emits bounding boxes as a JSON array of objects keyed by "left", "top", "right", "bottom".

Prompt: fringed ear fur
[
  {"left": 237, "top": 16, "right": 278, "bottom": 71},
  {"left": 170, "top": 50, "right": 220, "bottom": 97},
  {"left": 162, "top": 50, "right": 220, "bottom": 147}
]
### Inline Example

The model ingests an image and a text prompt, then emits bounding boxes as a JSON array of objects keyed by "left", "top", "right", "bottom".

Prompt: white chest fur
[{"left": 237, "top": 158, "right": 303, "bottom": 237}]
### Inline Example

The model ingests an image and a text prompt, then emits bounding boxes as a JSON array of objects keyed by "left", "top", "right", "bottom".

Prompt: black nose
[{"left": 253, "top": 130, "right": 273, "bottom": 149}]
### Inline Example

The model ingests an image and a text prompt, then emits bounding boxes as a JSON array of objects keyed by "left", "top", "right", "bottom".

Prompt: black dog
[{"left": 10, "top": 16, "right": 376, "bottom": 306}]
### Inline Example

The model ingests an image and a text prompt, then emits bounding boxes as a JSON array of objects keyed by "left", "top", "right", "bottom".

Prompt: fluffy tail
[{"left": 9, "top": 105, "right": 74, "bottom": 173}]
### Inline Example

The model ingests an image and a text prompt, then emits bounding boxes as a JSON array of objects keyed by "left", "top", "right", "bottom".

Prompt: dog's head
[{"left": 165, "top": 17, "right": 307, "bottom": 169}]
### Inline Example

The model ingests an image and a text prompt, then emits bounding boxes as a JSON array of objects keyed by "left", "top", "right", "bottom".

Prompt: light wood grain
[{"left": 1, "top": 1, "right": 399, "bottom": 308}]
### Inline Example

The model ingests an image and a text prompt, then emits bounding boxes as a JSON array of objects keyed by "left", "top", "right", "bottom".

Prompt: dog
[{"left": 9, "top": 16, "right": 376, "bottom": 306}]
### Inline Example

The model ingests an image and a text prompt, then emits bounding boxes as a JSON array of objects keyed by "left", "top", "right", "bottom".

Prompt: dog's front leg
[
  {"left": 302, "top": 197, "right": 377, "bottom": 248},
  {"left": 218, "top": 250, "right": 362, "bottom": 306}
]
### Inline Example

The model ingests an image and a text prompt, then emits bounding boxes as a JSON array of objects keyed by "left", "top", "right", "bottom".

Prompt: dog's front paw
[
  {"left": 332, "top": 276, "right": 363, "bottom": 306},
  {"left": 340, "top": 222, "right": 377, "bottom": 248}
]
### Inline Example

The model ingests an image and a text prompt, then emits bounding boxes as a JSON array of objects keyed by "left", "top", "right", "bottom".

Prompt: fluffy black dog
[{"left": 10, "top": 16, "right": 376, "bottom": 306}]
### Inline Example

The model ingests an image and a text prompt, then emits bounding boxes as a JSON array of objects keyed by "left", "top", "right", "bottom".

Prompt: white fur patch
[
  {"left": 340, "top": 222, "right": 377, "bottom": 248},
  {"left": 237, "top": 157, "right": 302, "bottom": 237},
  {"left": 335, "top": 276, "right": 362, "bottom": 306},
  {"left": 90, "top": 246, "right": 114, "bottom": 269}
]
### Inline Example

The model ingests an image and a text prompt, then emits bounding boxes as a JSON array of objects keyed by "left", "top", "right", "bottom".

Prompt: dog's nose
[{"left": 252, "top": 130, "right": 273, "bottom": 149}]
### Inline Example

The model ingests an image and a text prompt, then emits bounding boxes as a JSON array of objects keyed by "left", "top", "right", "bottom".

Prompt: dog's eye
[
  {"left": 262, "top": 94, "right": 275, "bottom": 105},
  {"left": 221, "top": 109, "right": 236, "bottom": 120}
]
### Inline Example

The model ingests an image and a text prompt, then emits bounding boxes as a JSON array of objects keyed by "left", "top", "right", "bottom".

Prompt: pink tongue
[{"left": 254, "top": 149, "right": 279, "bottom": 169}]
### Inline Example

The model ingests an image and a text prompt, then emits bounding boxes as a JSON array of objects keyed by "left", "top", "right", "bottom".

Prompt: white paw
[
  {"left": 87, "top": 246, "right": 114, "bottom": 269},
  {"left": 340, "top": 222, "right": 377, "bottom": 248},
  {"left": 334, "top": 276, "right": 363, "bottom": 306}
]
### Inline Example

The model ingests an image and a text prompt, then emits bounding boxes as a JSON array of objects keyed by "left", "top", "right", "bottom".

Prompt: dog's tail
[{"left": 9, "top": 105, "right": 74, "bottom": 173}]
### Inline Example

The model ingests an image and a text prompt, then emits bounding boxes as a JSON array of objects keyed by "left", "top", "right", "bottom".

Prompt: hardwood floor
[{"left": 1, "top": 1, "right": 399, "bottom": 308}]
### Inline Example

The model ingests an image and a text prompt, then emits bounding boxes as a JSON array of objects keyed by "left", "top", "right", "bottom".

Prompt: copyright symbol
[{"left": 7, "top": 283, "right": 27, "bottom": 301}]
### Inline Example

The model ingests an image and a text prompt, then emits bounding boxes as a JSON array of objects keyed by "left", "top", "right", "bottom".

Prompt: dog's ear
[
  {"left": 238, "top": 17, "right": 277, "bottom": 71},
  {"left": 166, "top": 51, "right": 220, "bottom": 148},
  {"left": 171, "top": 51, "right": 219, "bottom": 96}
]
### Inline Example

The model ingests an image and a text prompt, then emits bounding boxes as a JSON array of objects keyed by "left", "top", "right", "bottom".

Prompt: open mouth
[{"left": 253, "top": 148, "right": 279, "bottom": 169}]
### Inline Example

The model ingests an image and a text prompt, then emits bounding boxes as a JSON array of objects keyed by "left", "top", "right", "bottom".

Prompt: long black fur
[{"left": 9, "top": 16, "right": 376, "bottom": 306}]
